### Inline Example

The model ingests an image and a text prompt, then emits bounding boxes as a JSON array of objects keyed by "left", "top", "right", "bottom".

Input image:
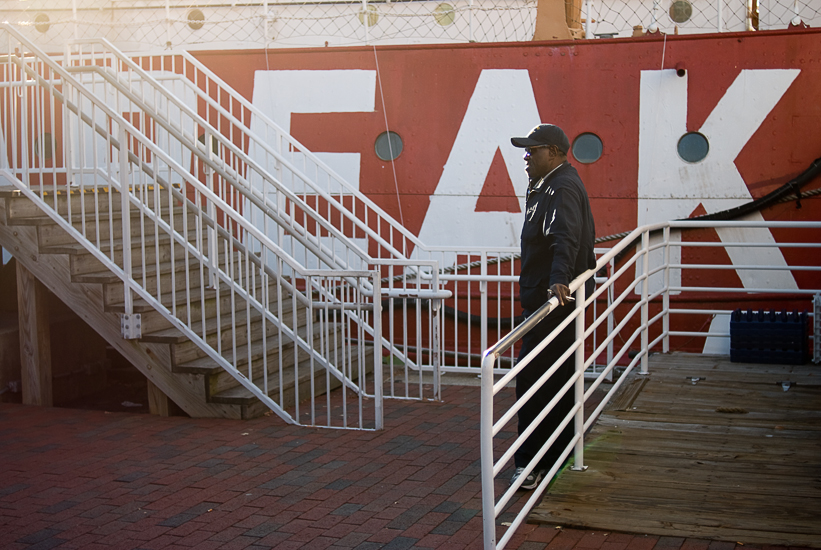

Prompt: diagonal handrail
[{"left": 1, "top": 24, "right": 383, "bottom": 428}]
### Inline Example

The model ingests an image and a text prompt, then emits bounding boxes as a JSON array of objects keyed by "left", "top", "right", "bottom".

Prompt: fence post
[
  {"left": 480, "top": 251, "right": 488, "bottom": 355},
  {"left": 72, "top": 0, "right": 79, "bottom": 42},
  {"left": 469, "top": 0, "right": 475, "bottom": 42},
  {"left": 641, "top": 230, "right": 650, "bottom": 375},
  {"left": 119, "top": 124, "right": 133, "bottom": 317},
  {"left": 165, "top": 0, "right": 172, "bottom": 48},
  {"left": 373, "top": 271, "right": 384, "bottom": 429},
  {"left": 572, "top": 282, "right": 587, "bottom": 471},
  {"left": 480, "top": 352, "right": 497, "bottom": 550},
  {"left": 717, "top": 0, "right": 723, "bottom": 32},
  {"left": 663, "top": 225, "right": 670, "bottom": 353}
]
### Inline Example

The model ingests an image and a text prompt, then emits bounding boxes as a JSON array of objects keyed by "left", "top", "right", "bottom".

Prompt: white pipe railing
[
  {"left": 60, "top": 38, "right": 453, "bottom": 401},
  {"left": 480, "top": 219, "right": 821, "bottom": 549},
  {"left": 1, "top": 24, "right": 384, "bottom": 429}
]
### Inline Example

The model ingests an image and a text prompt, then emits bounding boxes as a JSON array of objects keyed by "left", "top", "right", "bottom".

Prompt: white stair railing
[
  {"left": 480, "top": 220, "right": 821, "bottom": 549},
  {"left": 1, "top": 24, "right": 384, "bottom": 429},
  {"left": 63, "top": 39, "right": 454, "bottom": 400}
]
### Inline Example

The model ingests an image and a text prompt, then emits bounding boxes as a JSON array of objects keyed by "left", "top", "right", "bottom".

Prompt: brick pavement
[{"left": 0, "top": 387, "right": 812, "bottom": 550}]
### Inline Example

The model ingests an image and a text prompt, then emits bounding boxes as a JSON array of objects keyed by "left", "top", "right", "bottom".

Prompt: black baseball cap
[{"left": 511, "top": 124, "right": 570, "bottom": 154}]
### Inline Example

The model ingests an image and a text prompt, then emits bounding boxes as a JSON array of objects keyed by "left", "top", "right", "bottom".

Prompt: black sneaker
[{"left": 510, "top": 467, "right": 545, "bottom": 490}]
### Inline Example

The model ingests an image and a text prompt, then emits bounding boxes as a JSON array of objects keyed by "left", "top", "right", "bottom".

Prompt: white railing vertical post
[
  {"left": 373, "top": 271, "right": 384, "bottom": 429},
  {"left": 469, "top": 0, "right": 474, "bottom": 42},
  {"left": 119, "top": 124, "right": 133, "bottom": 316},
  {"left": 165, "top": 0, "right": 172, "bottom": 48},
  {"left": 663, "top": 226, "right": 670, "bottom": 353},
  {"left": 480, "top": 251, "right": 488, "bottom": 354},
  {"left": 263, "top": 0, "right": 269, "bottom": 45},
  {"left": 717, "top": 0, "right": 724, "bottom": 32},
  {"left": 640, "top": 230, "right": 650, "bottom": 375},
  {"left": 572, "top": 282, "right": 587, "bottom": 470},
  {"left": 607, "top": 258, "right": 614, "bottom": 368},
  {"left": 432, "top": 269, "right": 442, "bottom": 401},
  {"left": 585, "top": 0, "right": 593, "bottom": 39},
  {"left": 480, "top": 352, "right": 497, "bottom": 550},
  {"left": 206, "top": 130, "right": 218, "bottom": 288},
  {"left": 432, "top": 298, "right": 442, "bottom": 400},
  {"left": 363, "top": 0, "right": 370, "bottom": 43},
  {"left": 72, "top": 0, "right": 79, "bottom": 42}
]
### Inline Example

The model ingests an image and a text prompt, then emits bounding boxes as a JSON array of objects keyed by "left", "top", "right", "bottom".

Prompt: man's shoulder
[{"left": 548, "top": 164, "right": 584, "bottom": 192}]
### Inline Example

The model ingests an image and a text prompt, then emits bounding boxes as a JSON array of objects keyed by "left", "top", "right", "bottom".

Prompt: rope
[{"left": 373, "top": 45, "right": 405, "bottom": 227}]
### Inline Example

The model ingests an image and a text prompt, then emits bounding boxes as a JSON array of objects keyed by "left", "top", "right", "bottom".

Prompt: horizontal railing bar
[
  {"left": 670, "top": 286, "right": 820, "bottom": 295},
  {"left": 668, "top": 263, "right": 821, "bottom": 271},
  {"left": 668, "top": 241, "right": 821, "bottom": 248}
]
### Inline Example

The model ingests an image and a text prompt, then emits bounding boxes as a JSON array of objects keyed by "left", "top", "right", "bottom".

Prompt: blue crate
[{"left": 730, "top": 309, "right": 808, "bottom": 365}]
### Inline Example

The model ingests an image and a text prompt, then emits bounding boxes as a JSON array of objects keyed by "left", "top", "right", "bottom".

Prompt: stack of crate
[{"left": 730, "top": 309, "right": 809, "bottom": 365}]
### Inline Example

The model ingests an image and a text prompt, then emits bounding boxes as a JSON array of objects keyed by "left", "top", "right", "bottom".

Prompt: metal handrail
[
  {"left": 480, "top": 219, "right": 821, "bottom": 549},
  {"left": 1, "top": 24, "right": 384, "bottom": 429}
]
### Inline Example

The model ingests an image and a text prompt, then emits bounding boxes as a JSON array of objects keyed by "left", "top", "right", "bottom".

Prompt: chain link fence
[{"left": 1, "top": 0, "right": 818, "bottom": 51}]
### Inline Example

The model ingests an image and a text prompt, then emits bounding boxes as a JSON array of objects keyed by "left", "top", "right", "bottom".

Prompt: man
[{"left": 509, "top": 123, "right": 596, "bottom": 490}]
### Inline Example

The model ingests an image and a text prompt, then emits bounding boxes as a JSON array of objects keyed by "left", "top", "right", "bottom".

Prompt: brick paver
[{"left": 0, "top": 388, "right": 812, "bottom": 550}]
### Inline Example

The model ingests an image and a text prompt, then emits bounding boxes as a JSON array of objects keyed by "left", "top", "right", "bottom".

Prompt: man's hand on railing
[{"left": 548, "top": 283, "right": 574, "bottom": 306}]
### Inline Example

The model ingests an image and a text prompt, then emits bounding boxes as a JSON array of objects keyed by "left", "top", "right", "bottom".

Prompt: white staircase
[{"left": 1, "top": 25, "right": 382, "bottom": 428}]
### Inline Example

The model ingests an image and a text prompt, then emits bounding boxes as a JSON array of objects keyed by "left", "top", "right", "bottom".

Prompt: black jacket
[{"left": 519, "top": 162, "right": 596, "bottom": 312}]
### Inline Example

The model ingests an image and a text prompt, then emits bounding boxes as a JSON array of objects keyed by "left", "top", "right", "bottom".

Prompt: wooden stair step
[
  {"left": 2, "top": 185, "right": 177, "bottom": 221},
  {"left": 36, "top": 205, "right": 195, "bottom": 247}
]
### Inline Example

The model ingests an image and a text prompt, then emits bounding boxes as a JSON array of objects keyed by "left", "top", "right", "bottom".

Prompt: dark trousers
[{"left": 514, "top": 303, "right": 576, "bottom": 472}]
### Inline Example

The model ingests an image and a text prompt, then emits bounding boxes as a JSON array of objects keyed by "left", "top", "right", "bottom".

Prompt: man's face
[{"left": 523, "top": 145, "right": 554, "bottom": 181}]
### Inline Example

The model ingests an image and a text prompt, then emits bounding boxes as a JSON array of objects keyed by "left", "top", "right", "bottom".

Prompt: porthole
[
  {"left": 187, "top": 9, "right": 205, "bottom": 31},
  {"left": 433, "top": 3, "right": 456, "bottom": 26},
  {"left": 34, "top": 133, "right": 53, "bottom": 160},
  {"left": 375, "top": 131, "right": 403, "bottom": 161},
  {"left": 358, "top": 5, "right": 379, "bottom": 27},
  {"left": 669, "top": 0, "right": 693, "bottom": 23},
  {"left": 198, "top": 133, "right": 220, "bottom": 155},
  {"left": 34, "top": 13, "right": 50, "bottom": 33},
  {"left": 677, "top": 132, "right": 709, "bottom": 163},
  {"left": 571, "top": 133, "right": 603, "bottom": 164}
]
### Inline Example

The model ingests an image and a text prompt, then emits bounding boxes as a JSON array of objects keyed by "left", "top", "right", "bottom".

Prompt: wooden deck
[{"left": 530, "top": 353, "right": 821, "bottom": 547}]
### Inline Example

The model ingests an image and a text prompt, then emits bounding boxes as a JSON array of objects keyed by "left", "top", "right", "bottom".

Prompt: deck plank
[{"left": 529, "top": 353, "right": 821, "bottom": 547}]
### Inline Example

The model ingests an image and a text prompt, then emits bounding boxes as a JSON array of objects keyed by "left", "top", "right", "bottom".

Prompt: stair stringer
[{"left": 0, "top": 219, "right": 243, "bottom": 419}]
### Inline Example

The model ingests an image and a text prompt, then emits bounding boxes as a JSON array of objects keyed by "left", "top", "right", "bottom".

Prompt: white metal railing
[
  {"left": 57, "top": 37, "right": 452, "bottom": 402},
  {"left": 480, "top": 220, "right": 821, "bottom": 549},
  {"left": 1, "top": 24, "right": 385, "bottom": 429}
]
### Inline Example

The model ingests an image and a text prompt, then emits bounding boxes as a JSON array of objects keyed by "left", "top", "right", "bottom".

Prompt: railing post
[
  {"left": 72, "top": 0, "right": 79, "bottom": 42},
  {"left": 480, "top": 352, "right": 497, "bottom": 550},
  {"left": 362, "top": 0, "right": 370, "bottom": 43},
  {"left": 432, "top": 268, "right": 442, "bottom": 401},
  {"left": 373, "top": 271, "right": 384, "bottom": 429},
  {"left": 607, "top": 258, "right": 614, "bottom": 368},
  {"left": 469, "top": 0, "right": 474, "bottom": 42},
  {"left": 205, "top": 130, "right": 218, "bottom": 288},
  {"left": 572, "top": 282, "right": 587, "bottom": 471},
  {"left": 263, "top": 0, "right": 269, "bottom": 45},
  {"left": 480, "top": 251, "right": 488, "bottom": 355},
  {"left": 165, "top": 0, "right": 172, "bottom": 48},
  {"left": 717, "top": 0, "right": 723, "bottom": 32},
  {"left": 585, "top": 0, "right": 593, "bottom": 39},
  {"left": 663, "top": 225, "right": 670, "bottom": 353},
  {"left": 119, "top": 124, "right": 133, "bottom": 317},
  {"left": 641, "top": 230, "right": 650, "bottom": 375}
]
